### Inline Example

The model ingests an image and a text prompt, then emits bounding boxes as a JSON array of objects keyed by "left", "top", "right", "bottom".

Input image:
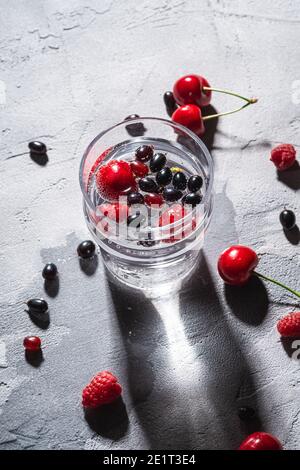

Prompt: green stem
[
  {"left": 254, "top": 271, "right": 300, "bottom": 299},
  {"left": 202, "top": 100, "right": 255, "bottom": 121},
  {"left": 203, "top": 86, "right": 258, "bottom": 104}
]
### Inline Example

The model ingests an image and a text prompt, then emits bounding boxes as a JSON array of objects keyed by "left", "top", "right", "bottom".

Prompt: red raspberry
[
  {"left": 239, "top": 432, "right": 282, "bottom": 450},
  {"left": 158, "top": 203, "right": 197, "bottom": 243},
  {"left": 277, "top": 311, "right": 300, "bottom": 337},
  {"left": 270, "top": 144, "right": 296, "bottom": 171},
  {"left": 98, "top": 202, "right": 129, "bottom": 223},
  {"left": 82, "top": 371, "right": 122, "bottom": 408},
  {"left": 96, "top": 160, "right": 136, "bottom": 201}
]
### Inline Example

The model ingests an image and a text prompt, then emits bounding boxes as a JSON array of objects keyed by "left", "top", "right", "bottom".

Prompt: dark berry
[
  {"left": 26, "top": 298, "right": 48, "bottom": 314},
  {"left": 124, "top": 115, "right": 145, "bottom": 137},
  {"left": 127, "top": 212, "right": 146, "bottom": 228},
  {"left": 42, "top": 263, "right": 58, "bottom": 280},
  {"left": 238, "top": 407, "right": 255, "bottom": 421},
  {"left": 156, "top": 167, "right": 172, "bottom": 186},
  {"left": 163, "top": 91, "right": 177, "bottom": 113},
  {"left": 127, "top": 192, "right": 144, "bottom": 205},
  {"left": 173, "top": 171, "right": 187, "bottom": 190},
  {"left": 28, "top": 141, "right": 47, "bottom": 154},
  {"left": 77, "top": 240, "right": 96, "bottom": 259},
  {"left": 135, "top": 145, "right": 153, "bottom": 162},
  {"left": 150, "top": 153, "right": 166, "bottom": 172},
  {"left": 23, "top": 336, "right": 41, "bottom": 352},
  {"left": 188, "top": 175, "right": 203, "bottom": 192},
  {"left": 163, "top": 187, "right": 183, "bottom": 202},
  {"left": 182, "top": 192, "right": 202, "bottom": 206},
  {"left": 138, "top": 239, "right": 156, "bottom": 247},
  {"left": 138, "top": 177, "right": 159, "bottom": 193},
  {"left": 130, "top": 161, "right": 148, "bottom": 178},
  {"left": 144, "top": 193, "right": 164, "bottom": 207},
  {"left": 279, "top": 209, "right": 296, "bottom": 230}
]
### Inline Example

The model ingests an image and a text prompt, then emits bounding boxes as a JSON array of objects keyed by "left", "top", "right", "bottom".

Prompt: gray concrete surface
[{"left": 0, "top": 0, "right": 300, "bottom": 450}]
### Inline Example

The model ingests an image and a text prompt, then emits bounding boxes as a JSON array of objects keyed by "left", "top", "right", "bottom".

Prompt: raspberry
[
  {"left": 277, "top": 312, "right": 300, "bottom": 337},
  {"left": 270, "top": 144, "right": 296, "bottom": 171},
  {"left": 82, "top": 371, "right": 122, "bottom": 408},
  {"left": 98, "top": 202, "right": 129, "bottom": 223}
]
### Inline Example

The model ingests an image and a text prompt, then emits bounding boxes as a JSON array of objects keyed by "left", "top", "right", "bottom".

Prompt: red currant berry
[
  {"left": 172, "top": 104, "right": 205, "bottom": 136},
  {"left": 173, "top": 75, "right": 212, "bottom": 108},
  {"left": 130, "top": 161, "right": 149, "bottom": 178},
  {"left": 23, "top": 336, "right": 41, "bottom": 352},
  {"left": 144, "top": 193, "right": 164, "bottom": 207}
]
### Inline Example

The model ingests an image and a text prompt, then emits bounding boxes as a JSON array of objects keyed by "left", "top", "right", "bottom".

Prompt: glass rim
[{"left": 79, "top": 116, "right": 214, "bottom": 230}]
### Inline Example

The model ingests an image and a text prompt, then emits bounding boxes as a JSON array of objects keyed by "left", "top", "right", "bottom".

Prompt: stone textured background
[{"left": 0, "top": 0, "right": 300, "bottom": 450}]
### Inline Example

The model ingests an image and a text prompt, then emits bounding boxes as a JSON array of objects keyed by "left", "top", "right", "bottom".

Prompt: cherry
[
  {"left": 172, "top": 105, "right": 205, "bottom": 136},
  {"left": 96, "top": 160, "right": 136, "bottom": 201},
  {"left": 238, "top": 432, "right": 282, "bottom": 451},
  {"left": 23, "top": 336, "right": 41, "bottom": 352},
  {"left": 218, "top": 245, "right": 300, "bottom": 298},
  {"left": 173, "top": 74, "right": 212, "bottom": 107},
  {"left": 130, "top": 161, "right": 149, "bottom": 178},
  {"left": 144, "top": 193, "right": 164, "bottom": 207}
]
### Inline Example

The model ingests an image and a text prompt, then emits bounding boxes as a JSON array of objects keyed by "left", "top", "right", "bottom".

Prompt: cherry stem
[
  {"left": 203, "top": 86, "right": 257, "bottom": 104},
  {"left": 202, "top": 100, "right": 257, "bottom": 121},
  {"left": 254, "top": 271, "right": 300, "bottom": 299}
]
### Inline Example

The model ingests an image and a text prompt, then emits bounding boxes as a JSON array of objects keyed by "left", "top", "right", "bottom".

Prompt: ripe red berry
[
  {"left": 130, "top": 161, "right": 149, "bottom": 178},
  {"left": 23, "top": 336, "right": 41, "bottom": 352},
  {"left": 172, "top": 104, "right": 205, "bottom": 136},
  {"left": 173, "top": 74, "right": 212, "bottom": 107},
  {"left": 217, "top": 245, "right": 259, "bottom": 286},
  {"left": 239, "top": 432, "right": 282, "bottom": 450},
  {"left": 158, "top": 203, "right": 196, "bottom": 243},
  {"left": 96, "top": 160, "right": 136, "bottom": 201},
  {"left": 277, "top": 312, "right": 300, "bottom": 337},
  {"left": 82, "top": 371, "right": 122, "bottom": 408},
  {"left": 144, "top": 193, "right": 164, "bottom": 208},
  {"left": 270, "top": 144, "right": 297, "bottom": 171}
]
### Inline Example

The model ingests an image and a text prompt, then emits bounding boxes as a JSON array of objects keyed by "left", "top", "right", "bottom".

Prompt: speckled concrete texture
[{"left": 0, "top": 0, "right": 300, "bottom": 450}]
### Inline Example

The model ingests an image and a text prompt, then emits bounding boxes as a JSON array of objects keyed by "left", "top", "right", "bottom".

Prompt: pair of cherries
[{"left": 166, "top": 74, "right": 257, "bottom": 136}]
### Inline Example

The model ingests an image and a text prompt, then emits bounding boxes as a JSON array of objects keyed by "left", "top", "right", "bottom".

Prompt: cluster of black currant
[{"left": 130, "top": 144, "right": 204, "bottom": 207}]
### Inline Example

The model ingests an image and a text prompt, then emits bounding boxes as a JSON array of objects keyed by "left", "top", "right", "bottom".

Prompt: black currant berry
[
  {"left": 173, "top": 171, "right": 187, "bottom": 190},
  {"left": 26, "top": 298, "right": 48, "bottom": 314},
  {"left": 127, "top": 192, "right": 144, "bottom": 205},
  {"left": 279, "top": 209, "right": 296, "bottom": 230},
  {"left": 77, "top": 240, "right": 96, "bottom": 259},
  {"left": 124, "top": 115, "right": 145, "bottom": 137},
  {"left": 188, "top": 175, "right": 203, "bottom": 192},
  {"left": 42, "top": 263, "right": 58, "bottom": 280},
  {"left": 156, "top": 167, "right": 172, "bottom": 186},
  {"left": 163, "top": 187, "right": 182, "bottom": 202},
  {"left": 138, "top": 177, "right": 158, "bottom": 193},
  {"left": 238, "top": 407, "right": 255, "bottom": 421},
  {"left": 127, "top": 213, "right": 146, "bottom": 228},
  {"left": 135, "top": 145, "right": 153, "bottom": 162},
  {"left": 182, "top": 192, "right": 202, "bottom": 206},
  {"left": 163, "top": 91, "right": 177, "bottom": 114},
  {"left": 150, "top": 153, "right": 166, "bottom": 172},
  {"left": 28, "top": 141, "right": 47, "bottom": 154}
]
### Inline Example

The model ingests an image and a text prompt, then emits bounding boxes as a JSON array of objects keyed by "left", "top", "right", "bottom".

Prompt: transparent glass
[{"left": 79, "top": 117, "right": 214, "bottom": 292}]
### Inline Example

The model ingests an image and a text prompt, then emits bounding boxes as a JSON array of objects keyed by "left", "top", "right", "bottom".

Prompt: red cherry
[
  {"left": 130, "top": 161, "right": 149, "bottom": 178},
  {"left": 218, "top": 245, "right": 258, "bottom": 286},
  {"left": 23, "top": 336, "right": 41, "bottom": 352},
  {"left": 96, "top": 160, "right": 137, "bottom": 201},
  {"left": 172, "top": 104, "right": 205, "bottom": 136},
  {"left": 98, "top": 202, "right": 129, "bottom": 223},
  {"left": 144, "top": 193, "right": 164, "bottom": 208},
  {"left": 239, "top": 432, "right": 282, "bottom": 451},
  {"left": 173, "top": 75, "right": 212, "bottom": 108},
  {"left": 270, "top": 144, "right": 297, "bottom": 171}
]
